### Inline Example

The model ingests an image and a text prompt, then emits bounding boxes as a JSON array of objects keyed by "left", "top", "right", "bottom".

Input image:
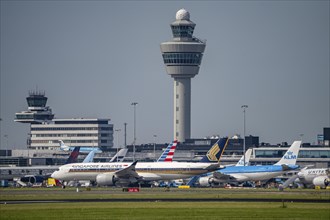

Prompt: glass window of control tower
[
  {"left": 162, "top": 53, "right": 202, "bottom": 65},
  {"left": 171, "top": 25, "right": 194, "bottom": 38}
]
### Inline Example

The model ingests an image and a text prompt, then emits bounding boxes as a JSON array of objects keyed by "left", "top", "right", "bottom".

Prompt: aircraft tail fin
[
  {"left": 110, "top": 148, "right": 128, "bottom": 162},
  {"left": 200, "top": 137, "right": 229, "bottom": 163},
  {"left": 65, "top": 147, "right": 80, "bottom": 164},
  {"left": 59, "top": 140, "right": 70, "bottom": 151},
  {"left": 157, "top": 140, "right": 178, "bottom": 162},
  {"left": 236, "top": 148, "right": 252, "bottom": 166},
  {"left": 83, "top": 149, "right": 97, "bottom": 163},
  {"left": 274, "top": 141, "right": 301, "bottom": 165}
]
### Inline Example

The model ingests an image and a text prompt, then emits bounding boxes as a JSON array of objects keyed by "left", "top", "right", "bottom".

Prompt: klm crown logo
[{"left": 283, "top": 151, "right": 297, "bottom": 160}]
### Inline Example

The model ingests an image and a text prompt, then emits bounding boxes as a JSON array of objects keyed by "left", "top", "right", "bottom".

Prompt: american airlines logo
[{"left": 283, "top": 151, "right": 297, "bottom": 160}]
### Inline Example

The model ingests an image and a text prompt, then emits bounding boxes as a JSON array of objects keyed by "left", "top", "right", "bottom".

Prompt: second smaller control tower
[
  {"left": 160, "top": 9, "right": 206, "bottom": 142},
  {"left": 15, "top": 90, "right": 54, "bottom": 124}
]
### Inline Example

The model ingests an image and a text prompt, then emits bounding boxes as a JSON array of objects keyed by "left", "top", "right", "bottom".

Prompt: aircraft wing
[
  {"left": 213, "top": 171, "right": 234, "bottom": 181},
  {"left": 282, "top": 174, "right": 298, "bottom": 188},
  {"left": 114, "top": 161, "right": 140, "bottom": 179},
  {"left": 281, "top": 164, "right": 291, "bottom": 171},
  {"left": 204, "top": 164, "right": 222, "bottom": 171}
]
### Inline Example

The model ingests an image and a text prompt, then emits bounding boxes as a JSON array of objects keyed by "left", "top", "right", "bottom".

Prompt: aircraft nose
[{"left": 51, "top": 171, "right": 58, "bottom": 179}]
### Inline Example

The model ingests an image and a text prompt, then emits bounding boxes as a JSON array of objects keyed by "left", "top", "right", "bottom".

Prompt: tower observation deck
[{"left": 160, "top": 9, "right": 206, "bottom": 142}]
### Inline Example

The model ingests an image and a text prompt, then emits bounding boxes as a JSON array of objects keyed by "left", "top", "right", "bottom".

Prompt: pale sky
[{"left": 1, "top": 1, "right": 329, "bottom": 149}]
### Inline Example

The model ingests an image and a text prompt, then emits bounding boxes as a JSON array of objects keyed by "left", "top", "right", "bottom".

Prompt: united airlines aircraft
[{"left": 283, "top": 167, "right": 330, "bottom": 188}]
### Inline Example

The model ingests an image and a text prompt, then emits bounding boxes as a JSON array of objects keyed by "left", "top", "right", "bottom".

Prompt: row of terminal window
[
  {"left": 31, "top": 127, "right": 113, "bottom": 131},
  {"left": 162, "top": 53, "right": 202, "bottom": 65},
  {"left": 31, "top": 140, "right": 108, "bottom": 144},
  {"left": 35, "top": 133, "right": 109, "bottom": 137}
]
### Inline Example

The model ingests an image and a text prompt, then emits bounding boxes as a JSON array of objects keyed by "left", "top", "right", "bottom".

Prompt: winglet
[
  {"left": 199, "top": 137, "right": 229, "bottom": 163},
  {"left": 131, "top": 160, "right": 138, "bottom": 166}
]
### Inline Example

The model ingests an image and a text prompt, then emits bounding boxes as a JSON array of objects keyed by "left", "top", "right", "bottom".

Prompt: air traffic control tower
[
  {"left": 15, "top": 90, "right": 54, "bottom": 124},
  {"left": 160, "top": 9, "right": 206, "bottom": 142}
]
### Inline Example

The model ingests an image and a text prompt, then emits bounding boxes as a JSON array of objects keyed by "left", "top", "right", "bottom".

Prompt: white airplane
[
  {"left": 197, "top": 141, "right": 301, "bottom": 186},
  {"left": 51, "top": 137, "right": 229, "bottom": 187},
  {"left": 283, "top": 167, "right": 330, "bottom": 188},
  {"left": 59, "top": 140, "right": 102, "bottom": 153}
]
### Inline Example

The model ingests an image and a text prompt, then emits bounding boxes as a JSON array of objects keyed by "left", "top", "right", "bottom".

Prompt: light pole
[
  {"left": 4, "top": 135, "right": 8, "bottom": 157},
  {"left": 115, "top": 129, "right": 121, "bottom": 162},
  {"left": 124, "top": 123, "right": 127, "bottom": 148},
  {"left": 153, "top": 135, "right": 157, "bottom": 161},
  {"left": 131, "top": 102, "right": 138, "bottom": 161},
  {"left": 241, "top": 105, "right": 248, "bottom": 166},
  {"left": 299, "top": 134, "right": 304, "bottom": 143}
]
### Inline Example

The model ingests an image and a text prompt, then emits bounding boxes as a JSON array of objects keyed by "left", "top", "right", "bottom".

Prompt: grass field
[{"left": 1, "top": 187, "right": 329, "bottom": 219}]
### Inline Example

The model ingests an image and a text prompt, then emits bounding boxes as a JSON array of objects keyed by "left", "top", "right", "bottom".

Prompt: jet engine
[
  {"left": 312, "top": 176, "right": 330, "bottom": 188},
  {"left": 96, "top": 173, "right": 118, "bottom": 186},
  {"left": 198, "top": 176, "right": 213, "bottom": 187}
]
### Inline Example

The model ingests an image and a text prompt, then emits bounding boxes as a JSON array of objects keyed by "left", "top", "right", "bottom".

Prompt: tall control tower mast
[{"left": 160, "top": 9, "right": 206, "bottom": 142}]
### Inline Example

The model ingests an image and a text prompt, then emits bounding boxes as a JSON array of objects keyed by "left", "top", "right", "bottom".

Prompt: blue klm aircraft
[{"left": 190, "top": 141, "right": 301, "bottom": 186}]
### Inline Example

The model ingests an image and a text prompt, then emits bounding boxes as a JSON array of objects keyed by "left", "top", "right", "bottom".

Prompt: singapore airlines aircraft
[
  {"left": 51, "top": 138, "right": 229, "bottom": 186},
  {"left": 197, "top": 141, "right": 301, "bottom": 186}
]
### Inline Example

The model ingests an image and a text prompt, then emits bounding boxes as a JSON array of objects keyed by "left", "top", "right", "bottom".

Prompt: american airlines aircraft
[
  {"left": 51, "top": 138, "right": 229, "bottom": 186},
  {"left": 197, "top": 141, "right": 301, "bottom": 186},
  {"left": 157, "top": 140, "right": 178, "bottom": 162}
]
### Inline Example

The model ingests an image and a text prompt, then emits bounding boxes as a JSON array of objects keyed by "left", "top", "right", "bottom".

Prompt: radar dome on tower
[{"left": 176, "top": 8, "right": 190, "bottom": 20}]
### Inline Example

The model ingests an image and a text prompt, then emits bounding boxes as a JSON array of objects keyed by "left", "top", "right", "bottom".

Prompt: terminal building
[{"left": 29, "top": 118, "right": 113, "bottom": 151}]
